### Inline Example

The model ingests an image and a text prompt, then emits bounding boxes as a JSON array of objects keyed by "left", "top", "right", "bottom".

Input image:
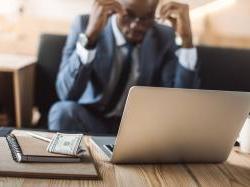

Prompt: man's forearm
[{"left": 56, "top": 51, "right": 92, "bottom": 101}]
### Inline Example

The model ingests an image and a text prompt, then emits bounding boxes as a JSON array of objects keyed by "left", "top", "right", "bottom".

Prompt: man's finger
[
  {"left": 97, "top": 0, "right": 117, "bottom": 4},
  {"left": 163, "top": 1, "right": 186, "bottom": 9},
  {"left": 160, "top": 9, "right": 180, "bottom": 20},
  {"left": 160, "top": 5, "right": 179, "bottom": 17},
  {"left": 102, "top": 4, "right": 124, "bottom": 16},
  {"left": 98, "top": 1, "right": 125, "bottom": 14},
  {"left": 98, "top": 0, "right": 118, "bottom": 5},
  {"left": 96, "top": 0, "right": 124, "bottom": 13},
  {"left": 166, "top": 15, "right": 177, "bottom": 29},
  {"left": 160, "top": 1, "right": 189, "bottom": 16},
  {"left": 160, "top": 2, "right": 178, "bottom": 14}
]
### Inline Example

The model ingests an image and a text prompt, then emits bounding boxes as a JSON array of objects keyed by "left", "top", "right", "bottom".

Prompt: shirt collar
[{"left": 111, "top": 15, "right": 127, "bottom": 47}]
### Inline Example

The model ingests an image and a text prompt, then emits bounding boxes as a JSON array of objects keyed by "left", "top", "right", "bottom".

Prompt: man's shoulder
[
  {"left": 153, "top": 22, "right": 175, "bottom": 40},
  {"left": 71, "top": 14, "right": 89, "bottom": 30},
  {"left": 147, "top": 22, "right": 177, "bottom": 52},
  {"left": 77, "top": 14, "right": 89, "bottom": 19},
  {"left": 74, "top": 14, "right": 89, "bottom": 22}
]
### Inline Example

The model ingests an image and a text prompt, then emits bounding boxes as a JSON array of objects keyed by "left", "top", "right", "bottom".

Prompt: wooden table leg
[{"left": 13, "top": 65, "right": 35, "bottom": 128}]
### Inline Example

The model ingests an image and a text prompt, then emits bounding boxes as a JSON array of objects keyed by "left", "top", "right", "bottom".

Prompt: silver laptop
[{"left": 91, "top": 86, "right": 250, "bottom": 164}]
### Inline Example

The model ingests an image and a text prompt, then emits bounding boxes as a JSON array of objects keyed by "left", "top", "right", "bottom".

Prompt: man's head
[{"left": 117, "top": 0, "right": 159, "bottom": 44}]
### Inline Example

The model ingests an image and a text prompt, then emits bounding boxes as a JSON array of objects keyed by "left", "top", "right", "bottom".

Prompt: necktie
[{"left": 106, "top": 43, "right": 134, "bottom": 113}]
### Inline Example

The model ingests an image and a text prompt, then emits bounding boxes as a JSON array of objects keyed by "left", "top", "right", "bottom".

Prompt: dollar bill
[{"left": 47, "top": 133, "right": 85, "bottom": 157}]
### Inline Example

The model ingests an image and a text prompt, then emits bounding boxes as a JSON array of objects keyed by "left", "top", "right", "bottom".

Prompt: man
[{"left": 48, "top": 0, "right": 198, "bottom": 134}]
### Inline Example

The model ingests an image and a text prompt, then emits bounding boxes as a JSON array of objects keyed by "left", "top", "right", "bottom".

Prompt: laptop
[{"left": 91, "top": 86, "right": 250, "bottom": 164}]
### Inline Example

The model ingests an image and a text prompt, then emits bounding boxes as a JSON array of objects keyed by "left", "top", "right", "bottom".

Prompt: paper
[{"left": 47, "top": 133, "right": 85, "bottom": 157}]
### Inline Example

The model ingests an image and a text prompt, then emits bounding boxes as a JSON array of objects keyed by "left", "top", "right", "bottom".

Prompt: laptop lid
[{"left": 111, "top": 87, "right": 250, "bottom": 164}]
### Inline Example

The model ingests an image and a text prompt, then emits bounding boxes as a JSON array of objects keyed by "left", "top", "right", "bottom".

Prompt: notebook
[
  {"left": 6, "top": 133, "right": 82, "bottom": 163},
  {"left": 0, "top": 130, "right": 99, "bottom": 179}
]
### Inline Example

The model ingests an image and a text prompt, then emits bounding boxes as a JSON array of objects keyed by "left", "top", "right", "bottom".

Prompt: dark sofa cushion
[
  {"left": 198, "top": 46, "right": 250, "bottom": 92},
  {"left": 35, "top": 34, "right": 67, "bottom": 114}
]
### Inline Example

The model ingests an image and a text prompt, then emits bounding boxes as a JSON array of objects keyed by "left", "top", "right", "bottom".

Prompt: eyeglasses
[{"left": 122, "top": 14, "right": 155, "bottom": 25}]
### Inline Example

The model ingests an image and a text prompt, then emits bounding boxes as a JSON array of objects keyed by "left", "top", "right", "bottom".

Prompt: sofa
[{"left": 35, "top": 33, "right": 250, "bottom": 127}]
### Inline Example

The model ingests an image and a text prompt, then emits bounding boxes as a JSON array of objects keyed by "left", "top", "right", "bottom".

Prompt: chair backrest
[
  {"left": 35, "top": 34, "right": 67, "bottom": 115},
  {"left": 197, "top": 46, "right": 250, "bottom": 92}
]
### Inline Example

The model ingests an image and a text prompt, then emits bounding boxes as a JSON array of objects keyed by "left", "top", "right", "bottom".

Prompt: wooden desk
[
  {"left": 1, "top": 137, "right": 250, "bottom": 187},
  {"left": 0, "top": 54, "right": 36, "bottom": 128}
]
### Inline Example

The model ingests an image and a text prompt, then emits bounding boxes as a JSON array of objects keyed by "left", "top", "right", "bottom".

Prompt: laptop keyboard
[{"left": 104, "top": 144, "right": 115, "bottom": 153}]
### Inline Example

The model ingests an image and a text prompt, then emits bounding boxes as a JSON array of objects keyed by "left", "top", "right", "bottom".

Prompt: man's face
[{"left": 117, "top": 0, "right": 158, "bottom": 44}]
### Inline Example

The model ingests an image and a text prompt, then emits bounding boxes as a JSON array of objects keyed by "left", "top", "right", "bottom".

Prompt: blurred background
[
  {"left": 0, "top": 0, "right": 249, "bottom": 56},
  {"left": 0, "top": 0, "right": 250, "bottom": 128}
]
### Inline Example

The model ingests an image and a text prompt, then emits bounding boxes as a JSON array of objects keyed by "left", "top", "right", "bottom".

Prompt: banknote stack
[{"left": 47, "top": 133, "right": 85, "bottom": 158}]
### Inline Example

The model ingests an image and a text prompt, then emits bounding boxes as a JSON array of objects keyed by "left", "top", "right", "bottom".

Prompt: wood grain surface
[{"left": 0, "top": 136, "right": 250, "bottom": 187}]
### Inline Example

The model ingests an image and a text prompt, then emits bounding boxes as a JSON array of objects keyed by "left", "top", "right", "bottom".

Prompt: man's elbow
[{"left": 56, "top": 76, "right": 70, "bottom": 101}]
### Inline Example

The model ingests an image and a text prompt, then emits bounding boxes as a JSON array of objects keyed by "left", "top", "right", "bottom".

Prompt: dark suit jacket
[{"left": 56, "top": 15, "right": 196, "bottom": 112}]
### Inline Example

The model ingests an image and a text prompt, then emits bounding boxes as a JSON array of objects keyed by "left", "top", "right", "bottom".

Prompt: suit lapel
[
  {"left": 138, "top": 27, "right": 160, "bottom": 85},
  {"left": 94, "top": 18, "right": 125, "bottom": 108},
  {"left": 95, "top": 19, "right": 115, "bottom": 86}
]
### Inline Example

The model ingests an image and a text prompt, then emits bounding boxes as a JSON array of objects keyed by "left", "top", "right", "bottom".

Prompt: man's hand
[
  {"left": 86, "top": 0, "right": 124, "bottom": 47},
  {"left": 160, "top": 2, "right": 193, "bottom": 48}
]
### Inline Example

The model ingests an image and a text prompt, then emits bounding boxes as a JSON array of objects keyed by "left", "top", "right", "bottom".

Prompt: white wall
[
  {"left": 207, "top": 0, "right": 250, "bottom": 37},
  {"left": 0, "top": 0, "right": 249, "bottom": 55},
  {"left": 24, "top": 0, "right": 93, "bottom": 21}
]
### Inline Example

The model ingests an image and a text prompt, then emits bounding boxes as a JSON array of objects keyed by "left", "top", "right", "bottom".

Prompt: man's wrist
[
  {"left": 79, "top": 33, "right": 97, "bottom": 50},
  {"left": 77, "top": 42, "right": 96, "bottom": 64},
  {"left": 85, "top": 31, "right": 98, "bottom": 49},
  {"left": 181, "top": 36, "right": 193, "bottom": 48}
]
